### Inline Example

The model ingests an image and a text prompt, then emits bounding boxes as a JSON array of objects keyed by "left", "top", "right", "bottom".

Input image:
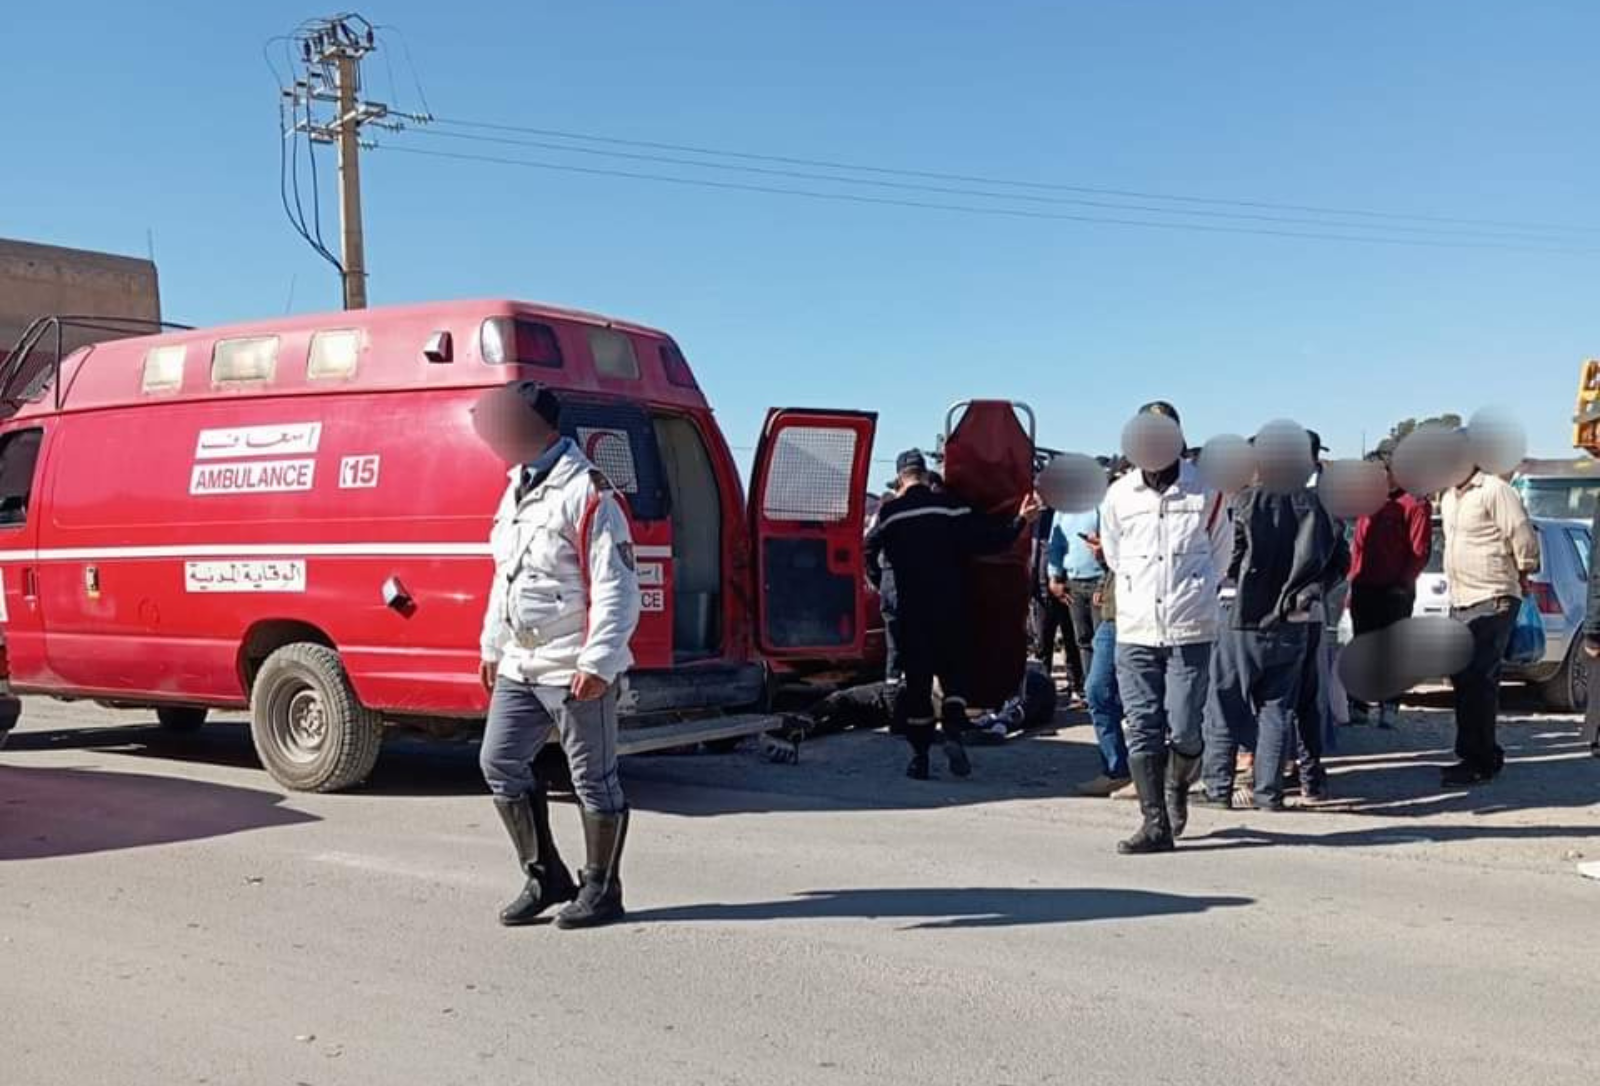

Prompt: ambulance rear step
[{"left": 616, "top": 713, "right": 795, "bottom": 761}]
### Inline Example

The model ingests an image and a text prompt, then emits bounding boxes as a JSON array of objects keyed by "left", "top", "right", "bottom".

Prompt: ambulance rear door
[{"left": 748, "top": 408, "right": 877, "bottom": 662}]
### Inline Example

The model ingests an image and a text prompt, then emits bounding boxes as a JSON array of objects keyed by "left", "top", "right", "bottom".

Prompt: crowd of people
[
  {"left": 867, "top": 398, "right": 1555, "bottom": 856},
  {"left": 465, "top": 378, "right": 1566, "bottom": 929}
]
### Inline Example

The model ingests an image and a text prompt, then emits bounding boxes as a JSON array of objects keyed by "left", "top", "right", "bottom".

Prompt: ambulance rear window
[
  {"left": 212, "top": 336, "right": 279, "bottom": 385},
  {"left": 480, "top": 318, "right": 563, "bottom": 368},
  {"left": 588, "top": 329, "right": 640, "bottom": 380},
  {"left": 660, "top": 343, "right": 698, "bottom": 389}
]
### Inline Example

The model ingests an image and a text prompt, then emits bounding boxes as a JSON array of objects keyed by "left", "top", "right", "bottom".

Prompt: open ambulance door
[{"left": 748, "top": 409, "right": 877, "bottom": 664}]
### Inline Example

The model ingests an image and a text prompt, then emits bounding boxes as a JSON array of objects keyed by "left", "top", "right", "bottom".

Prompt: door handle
[{"left": 22, "top": 567, "right": 38, "bottom": 599}]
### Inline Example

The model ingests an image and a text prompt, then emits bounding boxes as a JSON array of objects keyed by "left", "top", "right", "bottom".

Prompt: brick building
[{"left": 0, "top": 238, "right": 161, "bottom": 364}]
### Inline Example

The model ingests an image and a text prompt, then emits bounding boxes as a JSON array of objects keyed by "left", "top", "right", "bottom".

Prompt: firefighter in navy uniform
[
  {"left": 865, "top": 450, "right": 1043, "bottom": 780},
  {"left": 473, "top": 382, "right": 642, "bottom": 930}
]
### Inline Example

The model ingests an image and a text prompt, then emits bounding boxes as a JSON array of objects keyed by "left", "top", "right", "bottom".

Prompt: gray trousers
[
  {"left": 1115, "top": 641, "right": 1211, "bottom": 758},
  {"left": 480, "top": 677, "right": 626, "bottom": 815}
]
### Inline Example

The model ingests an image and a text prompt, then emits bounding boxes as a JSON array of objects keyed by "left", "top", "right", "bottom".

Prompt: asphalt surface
[{"left": 2, "top": 691, "right": 1597, "bottom": 1086}]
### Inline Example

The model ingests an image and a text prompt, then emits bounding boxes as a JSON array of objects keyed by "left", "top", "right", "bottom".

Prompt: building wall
[{"left": 0, "top": 238, "right": 161, "bottom": 361}]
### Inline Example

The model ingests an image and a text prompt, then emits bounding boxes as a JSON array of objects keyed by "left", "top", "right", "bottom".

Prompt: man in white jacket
[
  {"left": 473, "top": 382, "right": 642, "bottom": 929},
  {"left": 1102, "top": 402, "right": 1230, "bottom": 854}
]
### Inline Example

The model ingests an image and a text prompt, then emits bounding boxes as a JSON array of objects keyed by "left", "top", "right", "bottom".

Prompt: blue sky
[{"left": 3, "top": 0, "right": 1595, "bottom": 474}]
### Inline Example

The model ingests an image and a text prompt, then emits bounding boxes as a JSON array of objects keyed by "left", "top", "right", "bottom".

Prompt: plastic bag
[{"left": 1504, "top": 595, "right": 1547, "bottom": 667}]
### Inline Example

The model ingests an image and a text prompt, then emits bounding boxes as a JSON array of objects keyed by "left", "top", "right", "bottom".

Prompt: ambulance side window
[{"left": 0, "top": 428, "right": 44, "bottom": 527}]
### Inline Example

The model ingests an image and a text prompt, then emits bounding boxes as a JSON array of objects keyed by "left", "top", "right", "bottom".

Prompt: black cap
[
  {"left": 510, "top": 380, "right": 561, "bottom": 429},
  {"left": 1307, "top": 429, "right": 1330, "bottom": 455},
  {"left": 896, "top": 449, "right": 928, "bottom": 474},
  {"left": 1138, "top": 400, "right": 1181, "bottom": 427}
]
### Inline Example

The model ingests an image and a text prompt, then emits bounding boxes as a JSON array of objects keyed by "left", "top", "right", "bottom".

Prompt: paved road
[{"left": 2, "top": 695, "right": 1597, "bottom": 1086}]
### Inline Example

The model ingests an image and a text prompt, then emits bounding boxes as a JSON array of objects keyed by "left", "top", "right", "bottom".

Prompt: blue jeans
[
  {"left": 1115, "top": 641, "right": 1212, "bottom": 758},
  {"left": 1085, "top": 620, "right": 1129, "bottom": 778}
]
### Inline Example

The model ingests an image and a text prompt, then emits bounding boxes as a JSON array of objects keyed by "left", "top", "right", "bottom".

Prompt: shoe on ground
[
  {"left": 1116, "top": 826, "right": 1175, "bottom": 855},
  {"left": 1440, "top": 761, "right": 1493, "bottom": 788},
  {"left": 906, "top": 752, "right": 931, "bottom": 780},
  {"left": 1110, "top": 779, "right": 1139, "bottom": 800},
  {"left": 1076, "top": 774, "right": 1131, "bottom": 797},
  {"left": 1348, "top": 702, "right": 1372, "bottom": 726},
  {"left": 1377, "top": 703, "right": 1399, "bottom": 729},
  {"left": 1191, "top": 790, "right": 1233, "bottom": 810},
  {"left": 1299, "top": 783, "right": 1331, "bottom": 804}
]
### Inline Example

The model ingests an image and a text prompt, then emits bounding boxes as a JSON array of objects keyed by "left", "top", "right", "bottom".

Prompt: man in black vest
[{"left": 866, "top": 450, "right": 1041, "bottom": 780}]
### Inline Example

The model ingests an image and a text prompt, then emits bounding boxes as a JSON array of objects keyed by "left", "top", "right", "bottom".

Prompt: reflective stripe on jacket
[{"left": 480, "top": 446, "right": 641, "bottom": 686}]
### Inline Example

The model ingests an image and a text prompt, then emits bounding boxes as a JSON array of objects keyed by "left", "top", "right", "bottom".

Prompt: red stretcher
[{"left": 940, "top": 400, "right": 1037, "bottom": 708}]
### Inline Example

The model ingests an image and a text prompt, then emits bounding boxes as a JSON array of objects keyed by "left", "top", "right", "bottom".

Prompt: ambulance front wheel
[{"left": 250, "top": 643, "right": 383, "bottom": 793}]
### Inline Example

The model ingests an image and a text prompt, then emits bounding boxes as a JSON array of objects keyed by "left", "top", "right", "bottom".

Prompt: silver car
[{"left": 1338, "top": 516, "right": 1592, "bottom": 710}]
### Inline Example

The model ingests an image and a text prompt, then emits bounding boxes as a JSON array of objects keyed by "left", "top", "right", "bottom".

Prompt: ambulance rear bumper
[{"left": 617, "top": 663, "right": 768, "bottom": 716}]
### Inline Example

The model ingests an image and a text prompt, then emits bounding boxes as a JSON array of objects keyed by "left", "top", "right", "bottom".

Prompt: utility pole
[
  {"left": 282, "top": 13, "right": 426, "bottom": 309},
  {"left": 333, "top": 49, "right": 368, "bottom": 309}
]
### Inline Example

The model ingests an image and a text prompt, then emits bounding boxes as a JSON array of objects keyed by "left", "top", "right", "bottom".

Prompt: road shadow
[
  {"left": 5, "top": 719, "right": 265, "bottom": 771},
  {"left": 1314, "top": 716, "right": 1599, "bottom": 819},
  {"left": 628, "top": 886, "right": 1253, "bottom": 930},
  {"left": 4, "top": 706, "right": 1109, "bottom": 808},
  {"left": 0, "top": 764, "right": 317, "bottom": 861},
  {"left": 1190, "top": 821, "right": 1600, "bottom": 853}
]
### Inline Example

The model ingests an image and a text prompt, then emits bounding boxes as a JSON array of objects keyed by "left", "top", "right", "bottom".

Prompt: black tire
[
  {"left": 0, "top": 695, "right": 20, "bottom": 749},
  {"left": 249, "top": 643, "right": 382, "bottom": 792},
  {"left": 1537, "top": 640, "right": 1588, "bottom": 713},
  {"left": 156, "top": 706, "right": 208, "bottom": 733}
]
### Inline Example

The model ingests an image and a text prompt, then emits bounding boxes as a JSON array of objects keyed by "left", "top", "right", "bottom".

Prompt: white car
[{"left": 1336, "top": 517, "right": 1592, "bottom": 710}]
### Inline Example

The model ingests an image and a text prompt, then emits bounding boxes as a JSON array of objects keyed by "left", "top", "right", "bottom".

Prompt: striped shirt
[{"left": 1440, "top": 471, "right": 1540, "bottom": 609}]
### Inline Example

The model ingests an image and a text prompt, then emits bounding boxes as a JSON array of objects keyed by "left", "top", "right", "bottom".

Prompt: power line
[
  {"left": 407, "top": 127, "right": 1575, "bottom": 244},
  {"left": 380, "top": 145, "right": 1600, "bottom": 256},
  {"left": 427, "top": 116, "right": 1600, "bottom": 238},
  {"left": 266, "top": 36, "right": 343, "bottom": 272},
  {"left": 373, "top": 24, "right": 434, "bottom": 120}
]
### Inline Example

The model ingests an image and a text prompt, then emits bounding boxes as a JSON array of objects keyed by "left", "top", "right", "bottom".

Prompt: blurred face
[{"left": 472, "top": 385, "right": 558, "bottom": 465}]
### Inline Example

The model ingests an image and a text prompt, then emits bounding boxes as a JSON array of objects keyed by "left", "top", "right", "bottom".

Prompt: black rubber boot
[
  {"left": 1166, "top": 748, "right": 1203, "bottom": 839},
  {"left": 493, "top": 787, "right": 578, "bottom": 926},
  {"left": 1117, "top": 750, "right": 1175, "bottom": 855},
  {"left": 555, "top": 807, "right": 630, "bottom": 930},
  {"left": 904, "top": 723, "right": 935, "bottom": 780},
  {"left": 939, "top": 699, "right": 972, "bottom": 779}
]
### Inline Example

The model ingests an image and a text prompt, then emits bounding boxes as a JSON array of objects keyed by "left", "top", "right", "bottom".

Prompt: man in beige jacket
[{"left": 1439, "top": 466, "right": 1540, "bottom": 787}]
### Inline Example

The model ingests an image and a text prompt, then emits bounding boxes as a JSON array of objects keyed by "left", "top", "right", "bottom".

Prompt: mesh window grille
[
  {"left": 576, "top": 426, "right": 640, "bottom": 493},
  {"left": 762, "top": 426, "right": 857, "bottom": 522}
]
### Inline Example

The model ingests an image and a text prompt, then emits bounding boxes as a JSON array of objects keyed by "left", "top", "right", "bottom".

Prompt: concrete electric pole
[{"left": 282, "top": 13, "right": 426, "bottom": 309}]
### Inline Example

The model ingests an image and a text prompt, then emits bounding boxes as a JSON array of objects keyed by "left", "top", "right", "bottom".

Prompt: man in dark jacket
[
  {"left": 865, "top": 450, "right": 1042, "bottom": 780},
  {"left": 1200, "top": 452, "right": 1345, "bottom": 811},
  {"left": 1291, "top": 430, "right": 1350, "bottom": 801}
]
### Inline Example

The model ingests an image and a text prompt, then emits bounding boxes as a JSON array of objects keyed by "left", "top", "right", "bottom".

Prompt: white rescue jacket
[
  {"left": 1101, "top": 461, "right": 1230, "bottom": 648},
  {"left": 480, "top": 441, "right": 642, "bottom": 687}
]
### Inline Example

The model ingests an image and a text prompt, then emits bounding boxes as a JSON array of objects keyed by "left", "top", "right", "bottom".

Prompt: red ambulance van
[{"left": 0, "top": 302, "right": 881, "bottom": 790}]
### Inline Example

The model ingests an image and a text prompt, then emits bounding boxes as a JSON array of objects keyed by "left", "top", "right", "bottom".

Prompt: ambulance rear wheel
[
  {"left": 250, "top": 643, "right": 383, "bottom": 793},
  {"left": 156, "top": 706, "right": 208, "bottom": 733}
]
